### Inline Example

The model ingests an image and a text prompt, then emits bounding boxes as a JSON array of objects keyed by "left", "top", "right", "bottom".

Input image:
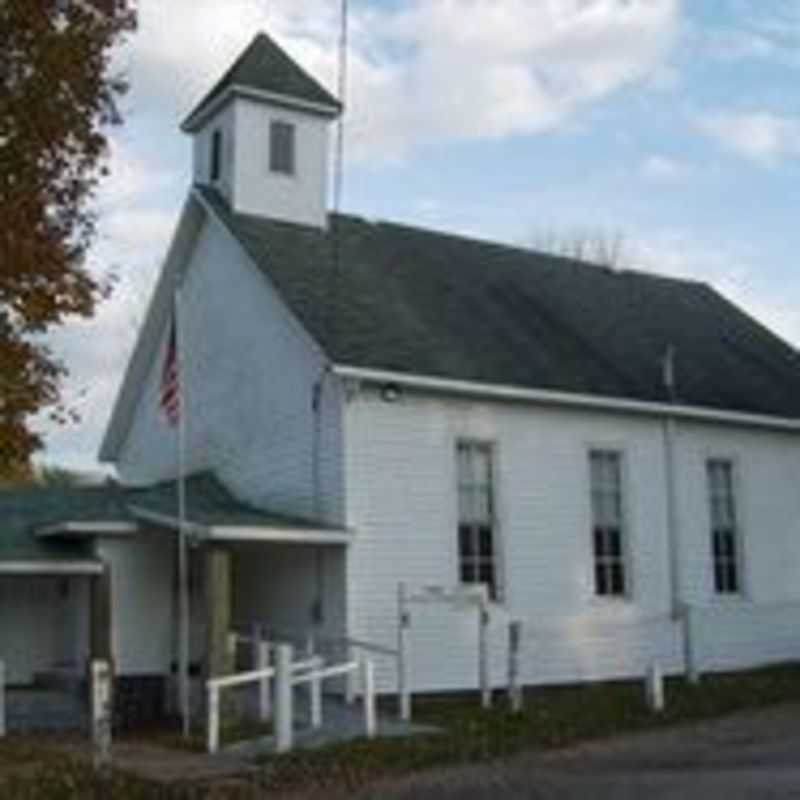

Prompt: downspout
[{"left": 661, "top": 345, "right": 682, "bottom": 619}]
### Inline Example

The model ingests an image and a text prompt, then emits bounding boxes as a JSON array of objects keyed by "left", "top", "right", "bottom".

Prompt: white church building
[{"left": 2, "top": 33, "right": 800, "bottom": 724}]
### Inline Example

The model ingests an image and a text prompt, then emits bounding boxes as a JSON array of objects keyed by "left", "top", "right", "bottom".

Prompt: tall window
[
  {"left": 270, "top": 120, "right": 296, "bottom": 175},
  {"left": 457, "top": 441, "right": 497, "bottom": 600},
  {"left": 589, "top": 450, "right": 627, "bottom": 597},
  {"left": 707, "top": 459, "right": 741, "bottom": 595},
  {"left": 210, "top": 129, "right": 222, "bottom": 182}
]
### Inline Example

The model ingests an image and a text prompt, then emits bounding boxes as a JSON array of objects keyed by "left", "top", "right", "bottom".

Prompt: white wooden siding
[
  {"left": 233, "top": 99, "right": 330, "bottom": 228},
  {"left": 344, "top": 387, "right": 800, "bottom": 692},
  {"left": 97, "top": 534, "right": 175, "bottom": 676},
  {"left": 116, "top": 214, "right": 345, "bottom": 524}
]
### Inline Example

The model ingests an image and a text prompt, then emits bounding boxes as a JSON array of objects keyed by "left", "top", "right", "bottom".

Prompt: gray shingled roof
[
  {"left": 0, "top": 473, "right": 335, "bottom": 563},
  {"left": 198, "top": 185, "right": 800, "bottom": 419},
  {"left": 183, "top": 32, "right": 341, "bottom": 130}
]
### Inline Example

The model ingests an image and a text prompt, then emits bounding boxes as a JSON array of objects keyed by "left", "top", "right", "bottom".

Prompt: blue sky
[{"left": 40, "top": 0, "right": 800, "bottom": 471}]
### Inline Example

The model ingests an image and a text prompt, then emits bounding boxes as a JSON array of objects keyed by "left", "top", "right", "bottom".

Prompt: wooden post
[
  {"left": 0, "top": 659, "right": 6, "bottom": 738},
  {"left": 274, "top": 644, "right": 293, "bottom": 753},
  {"left": 361, "top": 659, "right": 376, "bottom": 738},
  {"left": 91, "top": 659, "right": 113, "bottom": 773},
  {"left": 257, "top": 641, "right": 272, "bottom": 722},
  {"left": 206, "top": 548, "right": 233, "bottom": 680},
  {"left": 479, "top": 603, "right": 491, "bottom": 709},
  {"left": 646, "top": 661, "right": 665, "bottom": 713},
  {"left": 682, "top": 603, "right": 700, "bottom": 685},
  {"left": 90, "top": 564, "right": 113, "bottom": 663},
  {"left": 398, "top": 582, "right": 411, "bottom": 721},
  {"left": 508, "top": 620, "right": 523, "bottom": 713},
  {"left": 207, "top": 684, "right": 220, "bottom": 754},
  {"left": 88, "top": 564, "right": 114, "bottom": 740}
]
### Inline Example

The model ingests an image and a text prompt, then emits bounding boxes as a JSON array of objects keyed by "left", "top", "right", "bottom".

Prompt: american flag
[{"left": 160, "top": 316, "right": 180, "bottom": 426}]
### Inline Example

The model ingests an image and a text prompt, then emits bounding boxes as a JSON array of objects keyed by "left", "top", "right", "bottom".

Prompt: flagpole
[{"left": 175, "top": 286, "right": 191, "bottom": 738}]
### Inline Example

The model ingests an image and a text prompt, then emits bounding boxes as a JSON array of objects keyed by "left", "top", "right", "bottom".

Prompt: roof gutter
[
  {"left": 332, "top": 365, "right": 800, "bottom": 433},
  {"left": 127, "top": 505, "right": 210, "bottom": 540},
  {"left": 0, "top": 561, "right": 104, "bottom": 576}
]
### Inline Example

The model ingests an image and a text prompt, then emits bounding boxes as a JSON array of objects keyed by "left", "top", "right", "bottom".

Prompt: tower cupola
[{"left": 181, "top": 33, "right": 342, "bottom": 228}]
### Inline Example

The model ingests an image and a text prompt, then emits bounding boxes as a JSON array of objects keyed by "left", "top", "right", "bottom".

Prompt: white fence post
[
  {"left": 507, "top": 620, "right": 523, "bottom": 713},
  {"left": 274, "top": 643, "right": 294, "bottom": 753},
  {"left": 361, "top": 659, "right": 376, "bottom": 738},
  {"left": 310, "top": 656, "right": 323, "bottom": 729},
  {"left": 257, "top": 641, "right": 272, "bottom": 722},
  {"left": 645, "top": 661, "right": 665, "bottom": 713},
  {"left": 0, "top": 659, "right": 6, "bottom": 738},
  {"left": 344, "top": 642, "right": 356, "bottom": 705},
  {"left": 682, "top": 603, "right": 700, "bottom": 685},
  {"left": 479, "top": 603, "right": 491, "bottom": 709},
  {"left": 398, "top": 582, "right": 411, "bottom": 721},
  {"left": 207, "top": 684, "right": 220, "bottom": 754},
  {"left": 91, "top": 659, "right": 113, "bottom": 772}
]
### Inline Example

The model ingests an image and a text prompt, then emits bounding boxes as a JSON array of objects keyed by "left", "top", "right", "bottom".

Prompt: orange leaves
[{"left": 0, "top": 0, "right": 136, "bottom": 468}]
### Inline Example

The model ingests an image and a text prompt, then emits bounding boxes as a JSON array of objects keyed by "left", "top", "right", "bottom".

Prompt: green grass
[
  {"left": 1, "top": 663, "right": 800, "bottom": 798},
  {"left": 257, "top": 662, "right": 800, "bottom": 794}
]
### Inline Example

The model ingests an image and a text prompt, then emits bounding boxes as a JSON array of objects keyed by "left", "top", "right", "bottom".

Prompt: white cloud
[
  {"left": 696, "top": 110, "right": 800, "bottom": 164},
  {"left": 119, "top": 0, "right": 679, "bottom": 160},
  {"left": 640, "top": 154, "right": 691, "bottom": 182}
]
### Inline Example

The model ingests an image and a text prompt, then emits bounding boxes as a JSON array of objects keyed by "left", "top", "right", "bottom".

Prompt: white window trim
[
  {"left": 268, "top": 118, "right": 297, "bottom": 179},
  {"left": 705, "top": 454, "right": 748, "bottom": 600},
  {"left": 586, "top": 445, "right": 634, "bottom": 603},
  {"left": 453, "top": 438, "right": 505, "bottom": 605}
]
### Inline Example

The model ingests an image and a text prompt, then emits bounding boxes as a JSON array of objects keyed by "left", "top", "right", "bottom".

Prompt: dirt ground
[{"left": 351, "top": 703, "right": 800, "bottom": 800}]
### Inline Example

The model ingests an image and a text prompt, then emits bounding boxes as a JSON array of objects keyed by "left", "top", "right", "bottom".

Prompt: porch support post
[
  {"left": 89, "top": 563, "right": 113, "bottom": 664},
  {"left": 205, "top": 547, "right": 233, "bottom": 679}
]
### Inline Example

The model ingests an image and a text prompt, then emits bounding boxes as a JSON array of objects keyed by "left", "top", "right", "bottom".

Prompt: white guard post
[
  {"left": 274, "top": 643, "right": 294, "bottom": 753},
  {"left": 507, "top": 620, "right": 523, "bottom": 713},
  {"left": 399, "top": 583, "right": 491, "bottom": 711},
  {"left": 646, "top": 660, "right": 665, "bottom": 713},
  {"left": 257, "top": 640, "right": 272, "bottom": 721},
  {"left": 361, "top": 659, "right": 376, "bottom": 737},
  {"left": 91, "top": 659, "right": 113, "bottom": 772}
]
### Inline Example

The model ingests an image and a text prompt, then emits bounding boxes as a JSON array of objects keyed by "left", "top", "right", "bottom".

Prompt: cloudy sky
[{"left": 40, "top": 0, "right": 800, "bottom": 472}]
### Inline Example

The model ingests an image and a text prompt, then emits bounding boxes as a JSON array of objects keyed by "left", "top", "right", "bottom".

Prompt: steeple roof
[{"left": 182, "top": 32, "right": 341, "bottom": 131}]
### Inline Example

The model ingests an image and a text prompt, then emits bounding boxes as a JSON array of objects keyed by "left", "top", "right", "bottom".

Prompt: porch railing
[
  {"left": 206, "top": 642, "right": 375, "bottom": 755},
  {"left": 234, "top": 623, "right": 410, "bottom": 720}
]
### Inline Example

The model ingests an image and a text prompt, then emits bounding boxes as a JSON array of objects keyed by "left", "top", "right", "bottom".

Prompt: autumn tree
[{"left": 0, "top": 0, "right": 136, "bottom": 480}]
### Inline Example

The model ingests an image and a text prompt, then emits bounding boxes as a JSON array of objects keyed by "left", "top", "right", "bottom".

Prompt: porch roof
[
  {"left": 0, "top": 482, "right": 125, "bottom": 565},
  {"left": 126, "top": 474, "right": 352, "bottom": 544},
  {"left": 0, "top": 473, "right": 349, "bottom": 558}
]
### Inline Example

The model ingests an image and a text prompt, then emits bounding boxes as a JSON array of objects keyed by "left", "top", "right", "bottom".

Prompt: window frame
[
  {"left": 455, "top": 439, "right": 501, "bottom": 602},
  {"left": 269, "top": 119, "right": 296, "bottom": 176},
  {"left": 705, "top": 457, "right": 745, "bottom": 598},
  {"left": 587, "top": 448, "right": 631, "bottom": 600}
]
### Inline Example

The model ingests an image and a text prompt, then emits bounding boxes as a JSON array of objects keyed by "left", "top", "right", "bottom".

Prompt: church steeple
[{"left": 181, "top": 33, "right": 342, "bottom": 228}]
